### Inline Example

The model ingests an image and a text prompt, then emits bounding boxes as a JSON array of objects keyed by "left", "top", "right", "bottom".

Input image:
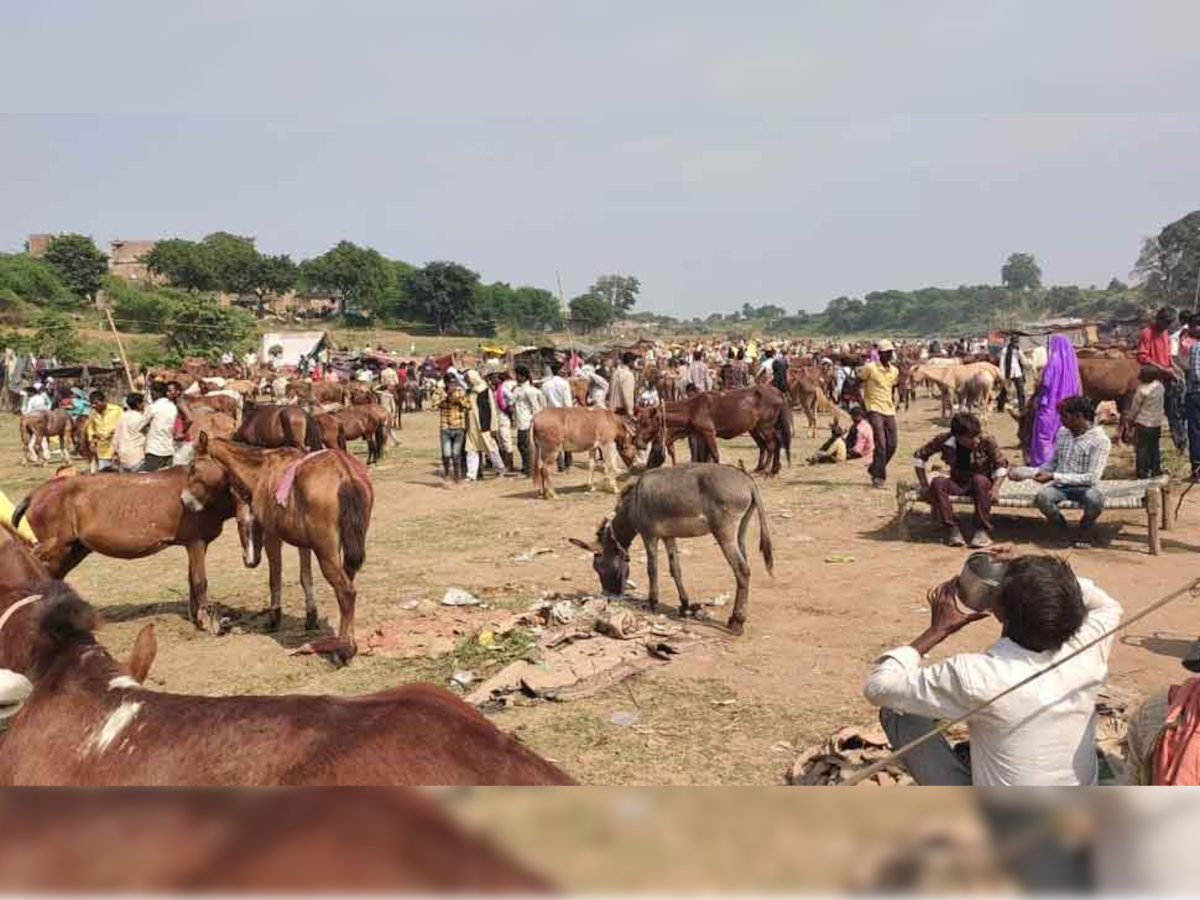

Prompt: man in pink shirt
[{"left": 1137, "top": 307, "right": 1174, "bottom": 373}]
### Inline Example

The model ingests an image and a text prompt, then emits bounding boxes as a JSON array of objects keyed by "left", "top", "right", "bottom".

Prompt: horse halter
[{"left": 0, "top": 594, "right": 41, "bottom": 637}]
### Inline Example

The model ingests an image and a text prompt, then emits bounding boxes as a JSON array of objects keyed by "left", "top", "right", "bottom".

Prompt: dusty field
[{"left": 4, "top": 395, "right": 1199, "bottom": 785}]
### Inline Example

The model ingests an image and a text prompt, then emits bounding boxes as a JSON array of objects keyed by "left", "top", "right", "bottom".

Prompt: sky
[{"left": 2, "top": 0, "right": 1199, "bottom": 317}]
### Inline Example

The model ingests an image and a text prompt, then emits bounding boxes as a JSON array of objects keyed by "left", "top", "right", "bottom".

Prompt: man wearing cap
[
  {"left": 858, "top": 340, "right": 900, "bottom": 488},
  {"left": 608, "top": 353, "right": 637, "bottom": 418}
]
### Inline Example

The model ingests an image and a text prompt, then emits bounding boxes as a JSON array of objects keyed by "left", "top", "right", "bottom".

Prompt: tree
[
  {"left": 1001, "top": 253, "right": 1042, "bottom": 291},
  {"left": 145, "top": 238, "right": 215, "bottom": 292},
  {"left": 251, "top": 253, "right": 299, "bottom": 314},
  {"left": 200, "top": 232, "right": 262, "bottom": 296},
  {"left": 1107, "top": 277, "right": 1128, "bottom": 292},
  {"left": 299, "top": 241, "right": 394, "bottom": 317},
  {"left": 0, "top": 253, "right": 73, "bottom": 306},
  {"left": 30, "top": 310, "right": 82, "bottom": 361},
  {"left": 1134, "top": 211, "right": 1200, "bottom": 305},
  {"left": 42, "top": 234, "right": 108, "bottom": 304},
  {"left": 166, "top": 295, "right": 255, "bottom": 360},
  {"left": 569, "top": 293, "right": 615, "bottom": 333},
  {"left": 589, "top": 274, "right": 640, "bottom": 315},
  {"left": 402, "top": 261, "right": 481, "bottom": 334}
]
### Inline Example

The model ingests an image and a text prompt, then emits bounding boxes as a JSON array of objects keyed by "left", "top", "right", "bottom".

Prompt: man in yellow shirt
[
  {"left": 857, "top": 339, "right": 900, "bottom": 489},
  {"left": 84, "top": 389, "right": 122, "bottom": 472}
]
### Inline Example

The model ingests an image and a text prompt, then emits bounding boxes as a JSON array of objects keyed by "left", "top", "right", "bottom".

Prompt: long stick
[
  {"left": 556, "top": 271, "right": 576, "bottom": 364},
  {"left": 844, "top": 576, "right": 1200, "bottom": 786},
  {"left": 104, "top": 308, "right": 136, "bottom": 393}
]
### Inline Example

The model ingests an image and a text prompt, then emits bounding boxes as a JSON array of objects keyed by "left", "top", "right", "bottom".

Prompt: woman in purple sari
[{"left": 1027, "top": 334, "right": 1082, "bottom": 466}]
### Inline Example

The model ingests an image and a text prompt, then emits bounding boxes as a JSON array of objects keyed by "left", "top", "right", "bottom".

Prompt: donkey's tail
[
  {"left": 531, "top": 432, "right": 542, "bottom": 495},
  {"left": 778, "top": 403, "right": 793, "bottom": 467},
  {"left": 11, "top": 494, "right": 31, "bottom": 529},
  {"left": 373, "top": 420, "right": 387, "bottom": 459},
  {"left": 337, "top": 477, "right": 371, "bottom": 578},
  {"left": 303, "top": 413, "right": 323, "bottom": 453},
  {"left": 749, "top": 477, "right": 774, "bottom": 575}
]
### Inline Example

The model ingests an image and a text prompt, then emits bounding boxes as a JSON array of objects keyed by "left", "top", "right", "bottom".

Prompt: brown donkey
[
  {"left": 12, "top": 468, "right": 241, "bottom": 633},
  {"left": 18, "top": 410, "right": 84, "bottom": 466},
  {"left": 182, "top": 435, "right": 373, "bottom": 663}
]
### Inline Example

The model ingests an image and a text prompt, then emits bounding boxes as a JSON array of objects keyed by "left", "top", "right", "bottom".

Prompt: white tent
[{"left": 260, "top": 331, "right": 326, "bottom": 367}]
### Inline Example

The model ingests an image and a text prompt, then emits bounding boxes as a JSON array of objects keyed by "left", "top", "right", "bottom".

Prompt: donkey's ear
[
  {"left": 197, "top": 431, "right": 209, "bottom": 454},
  {"left": 127, "top": 623, "right": 157, "bottom": 684},
  {"left": 568, "top": 538, "right": 601, "bottom": 554}
]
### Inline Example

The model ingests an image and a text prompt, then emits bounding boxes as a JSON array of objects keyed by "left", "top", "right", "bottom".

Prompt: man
[
  {"left": 242, "top": 349, "right": 258, "bottom": 378},
  {"left": 510, "top": 365, "right": 544, "bottom": 477},
  {"left": 488, "top": 368, "right": 516, "bottom": 474},
  {"left": 1185, "top": 319, "right": 1200, "bottom": 480},
  {"left": 864, "top": 554, "right": 1122, "bottom": 785},
  {"left": 111, "top": 393, "right": 147, "bottom": 473},
  {"left": 857, "top": 339, "right": 900, "bottom": 488},
  {"left": 914, "top": 412, "right": 1008, "bottom": 548},
  {"left": 138, "top": 382, "right": 179, "bottom": 472},
  {"left": 1001, "top": 334, "right": 1031, "bottom": 411},
  {"left": 541, "top": 360, "right": 574, "bottom": 471},
  {"left": 437, "top": 373, "right": 472, "bottom": 486},
  {"left": 586, "top": 363, "right": 610, "bottom": 409},
  {"left": 608, "top": 352, "right": 637, "bottom": 416},
  {"left": 721, "top": 349, "right": 748, "bottom": 390},
  {"left": 1012, "top": 395, "right": 1110, "bottom": 548},
  {"left": 1139, "top": 307, "right": 1185, "bottom": 449},
  {"left": 687, "top": 350, "right": 711, "bottom": 393},
  {"left": 809, "top": 422, "right": 850, "bottom": 465},
  {"left": 771, "top": 348, "right": 790, "bottom": 396},
  {"left": 84, "top": 390, "right": 122, "bottom": 472},
  {"left": 757, "top": 348, "right": 775, "bottom": 381}
]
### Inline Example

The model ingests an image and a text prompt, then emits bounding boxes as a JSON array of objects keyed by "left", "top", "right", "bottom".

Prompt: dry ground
[{"left": 5, "top": 394, "right": 1199, "bottom": 785}]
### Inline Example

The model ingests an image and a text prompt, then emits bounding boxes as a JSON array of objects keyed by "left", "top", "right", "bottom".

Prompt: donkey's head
[{"left": 569, "top": 516, "right": 629, "bottom": 597}]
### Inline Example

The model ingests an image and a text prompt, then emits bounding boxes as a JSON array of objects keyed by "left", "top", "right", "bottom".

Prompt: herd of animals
[{"left": 0, "top": 341, "right": 1148, "bottom": 786}]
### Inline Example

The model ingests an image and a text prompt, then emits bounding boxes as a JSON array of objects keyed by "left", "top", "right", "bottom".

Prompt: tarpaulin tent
[{"left": 260, "top": 331, "right": 327, "bottom": 367}]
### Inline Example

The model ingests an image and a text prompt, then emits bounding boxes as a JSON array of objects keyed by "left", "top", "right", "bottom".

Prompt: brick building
[
  {"left": 25, "top": 234, "right": 54, "bottom": 257},
  {"left": 108, "top": 239, "right": 158, "bottom": 282}
]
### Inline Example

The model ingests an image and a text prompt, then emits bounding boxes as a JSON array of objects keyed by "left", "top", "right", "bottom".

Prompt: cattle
[
  {"left": 570, "top": 463, "right": 773, "bottom": 635},
  {"left": 529, "top": 408, "right": 636, "bottom": 499},
  {"left": 0, "top": 552, "right": 575, "bottom": 786}
]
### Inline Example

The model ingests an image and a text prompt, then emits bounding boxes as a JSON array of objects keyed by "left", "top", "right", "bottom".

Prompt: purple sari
[{"left": 1028, "top": 334, "right": 1081, "bottom": 467}]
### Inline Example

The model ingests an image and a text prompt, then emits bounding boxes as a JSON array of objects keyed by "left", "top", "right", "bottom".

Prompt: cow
[{"left": 529, "top": 408, "right": 636, "bottom": 499}]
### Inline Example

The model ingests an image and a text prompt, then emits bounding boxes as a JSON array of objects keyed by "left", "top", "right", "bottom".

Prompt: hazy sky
[{"left": 3, "top": 0, "right": 1199, "bottom": 315}]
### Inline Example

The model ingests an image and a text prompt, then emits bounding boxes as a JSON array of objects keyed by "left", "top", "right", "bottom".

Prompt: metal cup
[{"left": 956, "top": 551, "right": 1008, "bottom": 613}]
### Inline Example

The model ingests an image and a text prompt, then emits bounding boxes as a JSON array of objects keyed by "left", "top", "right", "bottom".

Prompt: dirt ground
[{"left": 5, "top": 394, "right": 1199, "bottom": 785}]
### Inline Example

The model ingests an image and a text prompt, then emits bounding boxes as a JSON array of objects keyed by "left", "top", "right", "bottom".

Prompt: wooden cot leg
[
  {"left": 1161, "top": 479, "right": 1174, "bottom": 531},
  {"left": 1147, "top": 486, "right": 1161, "bottom": 556},
  {"left": 895, "top": 481, "right": 911, "bottom": 540}
]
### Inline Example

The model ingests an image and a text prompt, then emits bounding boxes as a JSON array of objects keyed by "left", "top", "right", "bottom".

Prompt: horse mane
[{"left": 8, "top": 580, "right": 100, "bottom": 680}]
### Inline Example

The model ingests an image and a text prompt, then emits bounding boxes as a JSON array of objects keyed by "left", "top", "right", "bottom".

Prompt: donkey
[
  {"left": 570, "top": 463, "right": 773, "bottom": 634},
  {"left": 18, "top": 410, "right": 84, "bottom": 466},
  {"left": 529, "top": 407, "right": 636, "bottom": 499},
  {"left": 0, "top": 564, "right": 573, "bottom": 786},
  {"left": 181, "top": 435, "right": 373, "bottom": 663}
]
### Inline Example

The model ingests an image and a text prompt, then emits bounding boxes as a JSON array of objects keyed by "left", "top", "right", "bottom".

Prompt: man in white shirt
[
  {"left": 863, "top": 554, "right": 1122, "bottom": 786},
  {"left": 111, "top": 393, "right": 147, "bottom": 472},
  {"left": 541, "top": 360, "right": 574, "bottom": 471},
  {"left": 138, "top": 382, "right": 179, "bottom": 471}
]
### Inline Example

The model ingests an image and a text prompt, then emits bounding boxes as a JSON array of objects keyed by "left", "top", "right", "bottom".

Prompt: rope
[{"left": 843, "top": 575, "right": 1200, "bottom": 786}]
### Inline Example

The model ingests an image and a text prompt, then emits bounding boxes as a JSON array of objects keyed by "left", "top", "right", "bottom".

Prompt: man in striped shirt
[{"left": 1012, "top": 395, "right": 1110, "bottom": 548}]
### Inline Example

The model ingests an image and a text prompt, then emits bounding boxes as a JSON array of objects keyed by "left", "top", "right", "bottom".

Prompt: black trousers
[
  {"left": 139, "top": 453, "right": 174, "bottom": 472},
  {"left": 517, "top": 429, "right": 532, "bottom": 475},
  {"left": 1135, "top": 424, "right": 1162, "bottom": 479},
  {"left": 1009, "top": 375, "right": 1026, "bottom": 411},
  {"left": 866, "top": 412, "right": 897, "bottom": 481}
]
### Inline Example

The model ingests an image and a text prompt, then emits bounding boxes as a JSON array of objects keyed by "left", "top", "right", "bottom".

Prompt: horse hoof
[
  {"left": 305, "top": 611, "right": 320, "bottom": 632},
  {"left": 265, "top": 610, "right": 282, "bottom": 632},
  {"left": 203, "top": 608, "right": 225, "bottom": 636},
  {"left": 726, "top": 618, "right": 746, "bottom": 635}
]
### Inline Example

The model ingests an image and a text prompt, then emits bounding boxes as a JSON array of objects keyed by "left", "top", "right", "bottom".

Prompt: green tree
[
  {"left": 403, "top": 261, "right": 481, "bottom": 334},
  {"left": 250, "top": 253, "right": 299, "bottom": 314},
  {"left": 1134, "top": 211, "right": 1200, "bottom": 305},
  {"left": 30, "top": 310, "right": 82, "bottom": 360},
  {"left": 200, "top": 232, "right": 261, "bottom": 295},
  {"left": 145, "top": 238, "right": 215, "bottom": 291},
  {"left": 42, "top": 234, "right": 108, "bottom": 303},
  {"left": 0, "top": 253, "right": 73, "bottom": 306},
  {"left": 299, "top": 241, "right": 394, "bottom": 317},
  {"left": 166, "top": 295, "right": 255, "bottom": 360},
  {"left": 589, "top": 274, "right": 640, "bottom": 314},
  {"left": 1107, "top": 277, "right": 1128, "bottom": 292},
  {"left": 569, "top": 293, "right": 615, "bottom": 333},
  {"left": 1001, "top": 253, "right": 1043, "bottom": 291}
]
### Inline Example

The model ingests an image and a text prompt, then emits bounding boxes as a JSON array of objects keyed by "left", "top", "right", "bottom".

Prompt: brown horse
[
  {"left": 181, "top": 393, "right": 240, "bottom": 422},
  {"left": 11, "top": 467, "right": 242, "bottom": 633},
  {"left": 634, "top": 385, "right": 793, "bottom": 475},
  {"left": 19, "top": 410, "right": 84, "bottom": 466},
  {"left": 234, "top": 403, "right": 323, "bottom": 451},
  {"left": 311, "top": 410, "right": 346, "bottom": 450},
  {"left": 182, "top": 435, "right": 373, "bottom": 663},
  {"left": 287, "top": 381, "right": 347, "bottom": 405},
  {"left": 332, "top": 406, "right": 390, "bottom": 464}
]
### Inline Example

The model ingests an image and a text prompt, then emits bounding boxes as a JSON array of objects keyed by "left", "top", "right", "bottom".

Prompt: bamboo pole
[{"left": 104, "top": 308, "right": 136, "bottom": 393}]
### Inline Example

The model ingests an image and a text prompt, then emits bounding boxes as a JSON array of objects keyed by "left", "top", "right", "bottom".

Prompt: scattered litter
[
  {"left": 779, "top": 511, "right": 794, "bottom": 519},
  {"left": 398, "top": 599, "right": 420, "bottom": 611},
  {"left": 477, "top": 629, "right": 495, "bottom": 648},
  {"left": 771, "top": 741, "right": 795, "bottom": 754},
  {"left": 441, "top": 588, "right": 481, "bottom": 607},
  {"left": 549, "top": 601, "right": 576, "bottom": 625},
  {"left": 712, "top": 699, "right": 737, "bottom": 707},
  {"left": 560, "top": 574, "right": 572, "bottom": 581},
  {"left": 703, "top": 592, "right": 730, "bottom": 608},
  {"left": 610, "top": 710, "right": 639, "bottom": 727},
  {"left": 512, "top": 547, "right": 555, "bottom": 562},
  {"left": 824, "top": 553, "right": 856, "bottom": 564},
  {"left": 451, "top": 670, "right": 475, "bottom": 688},
  {"left": 788, "top": 724, "right": 914, "bottom": 786}
]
